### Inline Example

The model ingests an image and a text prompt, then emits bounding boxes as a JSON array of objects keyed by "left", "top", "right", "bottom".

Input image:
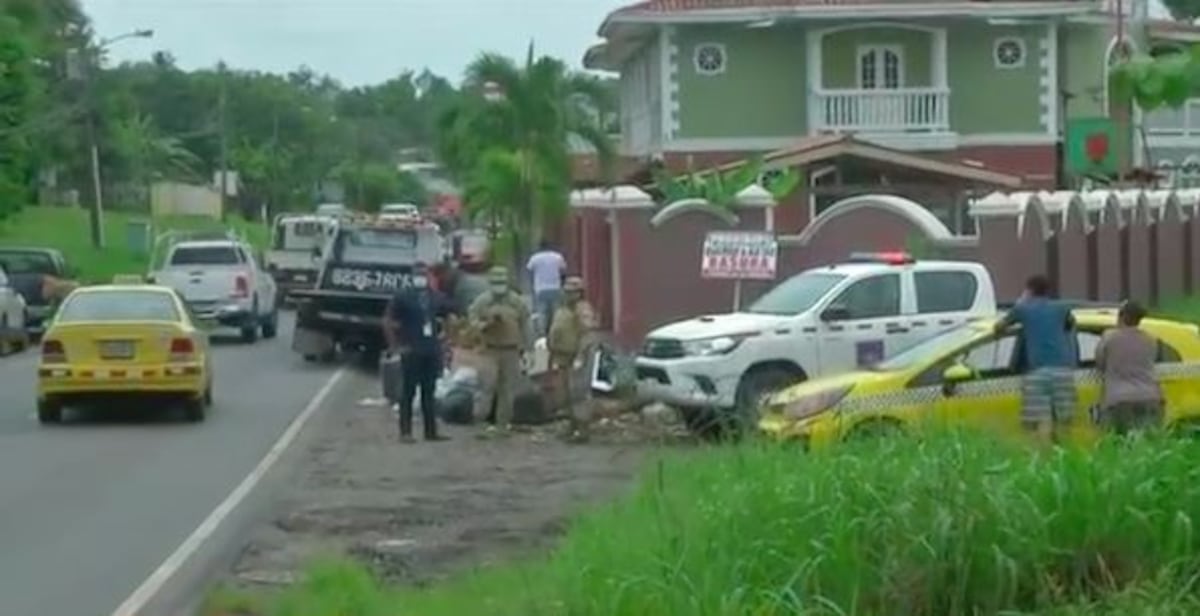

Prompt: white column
[
  {"left": 658, "top": 26, "right": 674, "bottom": 146},
  {"left": 932, "top": 28, "right": 948, "bottom": 87},
  {"left": 1045, "top": 22, "right": 1059, "bottom": 138},
  {"left": 806, "top": 30, "right": 822, "bottom": 134}
]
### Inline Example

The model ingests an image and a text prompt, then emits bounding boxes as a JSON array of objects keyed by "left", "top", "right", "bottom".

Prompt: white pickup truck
[
  {"left": 150, "top": 239, "right": 279, "bottom": 343},
  {"left": 636, "top": 252, "right": 997, "bottom": 426}
]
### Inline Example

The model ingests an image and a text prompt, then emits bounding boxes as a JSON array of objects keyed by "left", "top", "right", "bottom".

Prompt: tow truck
[{"left": 291, "top": 216, "right": 444, "bottom": 362}]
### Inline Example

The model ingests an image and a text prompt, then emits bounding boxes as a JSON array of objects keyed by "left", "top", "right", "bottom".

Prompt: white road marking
[{"left": 110, "top": 367, "right": 347, "bottom": 616}]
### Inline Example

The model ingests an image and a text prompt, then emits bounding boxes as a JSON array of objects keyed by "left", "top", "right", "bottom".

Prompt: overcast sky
[
  {"left": 82, "top": 0, "right": 1173, "bottom": 87},
  {"left": 81, "top": 0, "right": 628, "bottom": 86}
]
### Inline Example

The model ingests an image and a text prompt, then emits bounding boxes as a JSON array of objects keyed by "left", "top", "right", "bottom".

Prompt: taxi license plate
[
  {"left": 293, "top": 273, "right": 309, "bottom": 281},
  {"left": 98, "top": 340, "right": 135, "bottom": 359}
]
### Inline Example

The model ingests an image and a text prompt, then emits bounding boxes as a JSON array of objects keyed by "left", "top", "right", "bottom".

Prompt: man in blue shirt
[
  {"left": 383, "top": 263, "right": 454, "bottom": 443},
  {"left": 995, "top": 274, "right": 1077, "bottom": 442}
]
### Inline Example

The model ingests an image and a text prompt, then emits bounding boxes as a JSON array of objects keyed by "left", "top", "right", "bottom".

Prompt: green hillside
[{"left": 0, "top": 206, "right": 268, "bottom": 283}]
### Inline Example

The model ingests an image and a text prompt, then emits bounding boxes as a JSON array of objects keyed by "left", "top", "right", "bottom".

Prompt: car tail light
[
  {"left": 169, "top": 337, "right": 195, "bottom": 361},
  {"left": 42, "top": 339, "right": 67, "bottom": 363},
  {"left": 232, "top": 274, "right": 249, "bottom": 298}
]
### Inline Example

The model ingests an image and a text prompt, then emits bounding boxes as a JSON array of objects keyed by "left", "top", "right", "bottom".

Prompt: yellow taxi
[
  {"left": 37, "top": 284, "right": 213, "bottom": 424},
  {"left": 758, "top": 309, "right": 1200, "bottom": 448}
]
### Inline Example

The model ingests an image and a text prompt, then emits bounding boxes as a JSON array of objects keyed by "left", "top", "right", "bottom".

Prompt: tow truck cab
[
  {"left": 290, "top": 217, "right": 444, "bottom": 361},
  {"left": 635, "top": 252, "right": 998, "bottom": 419}
]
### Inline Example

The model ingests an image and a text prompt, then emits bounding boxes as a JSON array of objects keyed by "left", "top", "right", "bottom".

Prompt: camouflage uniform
[
  {"left": 468, "top": 266, "right": 530, "bottom": 431},
  {"left": 548, "top": 277, "right": 597, "bottom": 441}
]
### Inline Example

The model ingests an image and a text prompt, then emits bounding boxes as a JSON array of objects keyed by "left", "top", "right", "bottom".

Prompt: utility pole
[
  {"left": 217, "top": 65, "right": 229, "bottom": 220},
  {"left": 76, "top": 29, "right": 154, "bottom": 249}
]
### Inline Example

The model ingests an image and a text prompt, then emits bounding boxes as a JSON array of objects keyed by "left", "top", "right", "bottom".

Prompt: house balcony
[{"left": 813, "top": 87, "right": 951, "bottom": 134}]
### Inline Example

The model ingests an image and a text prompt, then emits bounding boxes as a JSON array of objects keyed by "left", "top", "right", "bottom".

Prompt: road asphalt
[{"left": 0, "top": 312, "right": 343, "bottom": 616}]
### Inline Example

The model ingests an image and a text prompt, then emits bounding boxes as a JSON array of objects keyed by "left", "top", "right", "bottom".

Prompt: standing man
[
  {"left": 1095, "top": 300, "right": 1164, "bottom": 435},
  {"left": 469, "top": 266, "right": 531, "bottom": 436},
  {"left": 995, "top": 274, "right": 1077, "bottom": 444},
  {"left": 383, "top": 263, "right": 452, "bottom": 443},
  {"left": 548, "top": 276, "right": 598, "bottom": 442},
  {"left": 526, "top": 240, "right": 567, "bottom": 336}
]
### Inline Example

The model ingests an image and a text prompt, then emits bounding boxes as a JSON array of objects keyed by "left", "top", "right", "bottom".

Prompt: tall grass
[{"left": 209, "top": 430, "right": 1200, "bottom": 616}]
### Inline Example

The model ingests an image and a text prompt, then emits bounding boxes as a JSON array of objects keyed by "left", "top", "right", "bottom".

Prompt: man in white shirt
[{"left": 526, "top": 240, "right": 567, "bottom": 336}]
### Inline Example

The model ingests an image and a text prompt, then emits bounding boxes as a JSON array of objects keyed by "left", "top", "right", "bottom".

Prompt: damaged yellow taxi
[{"left": 758, "top": 309, "right": 1200, "bottom": 448}]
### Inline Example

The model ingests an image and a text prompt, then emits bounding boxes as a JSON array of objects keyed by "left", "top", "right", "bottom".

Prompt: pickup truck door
[
  {"left": 816, "top": 273, "right": 912, "bottom": 375},
  {"left": 0, "top": 268, "right": 23, "bottom": 331}
]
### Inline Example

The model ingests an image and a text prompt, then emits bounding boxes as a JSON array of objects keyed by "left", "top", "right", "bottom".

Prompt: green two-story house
[{"left": 584, "top": 0, "right": 1200, "bottom": 189}]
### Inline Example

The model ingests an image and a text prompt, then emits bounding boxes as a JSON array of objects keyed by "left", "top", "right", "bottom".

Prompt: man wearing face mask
[
  {"left": 383, "top": 262, "right": 453, "bottom": 443},
  {"left": 468, "top": 266, "right": 531, "bottom": 436},
  {"left": 548, "top": 276, "right": 597, "bottom": 442}
]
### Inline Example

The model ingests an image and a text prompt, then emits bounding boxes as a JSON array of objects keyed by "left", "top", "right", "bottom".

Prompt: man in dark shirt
[
  {"left": 383, "top": 263, "right": 454, "bottom": 442},
  {"left": 995, "top": 274, "right": 1077, "bottom": 444}
]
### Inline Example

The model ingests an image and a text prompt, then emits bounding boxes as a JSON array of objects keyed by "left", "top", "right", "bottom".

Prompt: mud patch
[{"left": 227, "top": 368, "right": 687, "bottom": 589}]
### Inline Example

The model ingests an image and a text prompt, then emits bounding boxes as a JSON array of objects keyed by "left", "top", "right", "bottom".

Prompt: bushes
[{"left": 215, "top": 431, "right": 1200, "bottom": 616}]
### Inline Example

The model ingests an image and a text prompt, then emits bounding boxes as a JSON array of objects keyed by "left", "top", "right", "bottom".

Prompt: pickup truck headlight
[{"left": 681, "top": 333, "right": 756, "bottom": 357}]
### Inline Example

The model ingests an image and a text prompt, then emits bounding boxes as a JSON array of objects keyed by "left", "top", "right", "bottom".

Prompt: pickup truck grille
[{"left": 641, "top": 337, "right": 684, "bottom": 359}]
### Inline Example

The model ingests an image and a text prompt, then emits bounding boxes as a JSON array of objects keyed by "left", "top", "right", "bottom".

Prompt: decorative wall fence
[{"left": 566, "top": 187, "right": 1200, "bottom": 348}]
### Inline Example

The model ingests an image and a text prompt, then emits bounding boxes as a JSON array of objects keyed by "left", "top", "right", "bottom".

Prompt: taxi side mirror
[{"left": 941, "top": 363, "right": 974, "bottom": 396}]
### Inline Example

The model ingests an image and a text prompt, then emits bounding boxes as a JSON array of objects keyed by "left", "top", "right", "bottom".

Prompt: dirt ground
[{"left": 226, "top": 355, "right": 689, "bottom": 591}]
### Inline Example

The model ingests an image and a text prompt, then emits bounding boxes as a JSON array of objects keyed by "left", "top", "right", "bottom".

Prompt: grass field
[
  {"left": 0, "top": 206, "right": 268, "bottom": 283},
  {"left": 202, "top": 428, "right": 1200, "bottom": 616}
]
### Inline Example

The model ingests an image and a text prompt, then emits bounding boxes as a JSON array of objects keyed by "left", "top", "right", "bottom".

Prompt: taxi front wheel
[{"left": 37, "top": 398, "right": 63, "bottom": 424}]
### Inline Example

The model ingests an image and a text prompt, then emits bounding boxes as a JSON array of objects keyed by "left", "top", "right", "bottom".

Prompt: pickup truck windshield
[
  {"left": 0, "top": 251, "right": 56, "bottom": 275},
  {"left": 170, "top": 246, "right": 244, "bottom": 266},
  {"left": 58, "top": 291, "right": 180, "bottom": 322},
  {"left": 338, "top": 229, "right": 418, "bottom": 265},
  {"left": 746, "top": 272, "right": 845, "bottom": 315}
]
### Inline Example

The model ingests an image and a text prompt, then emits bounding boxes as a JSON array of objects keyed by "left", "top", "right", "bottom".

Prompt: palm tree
[
  {"left": 110, "top": 113, "right": 201, "bottom": 207},
  {"left": 436, "top": 45, "right": 616, "bottom": 275}
]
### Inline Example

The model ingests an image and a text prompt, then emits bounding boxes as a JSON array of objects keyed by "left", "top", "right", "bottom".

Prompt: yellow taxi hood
[{"left": 768, "top": 370, "right": 894, "bottom": 406}]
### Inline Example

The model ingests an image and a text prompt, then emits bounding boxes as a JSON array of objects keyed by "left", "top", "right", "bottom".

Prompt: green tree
[
  {"left": 109, "top": 112, "right": 200, "bottom": 204},
  {"left": 1161, "top": 0, "right": 1200, "bottom": 20},
  {"left": 436, "top": 46, "right": 615, "bottom": 273},
  {"left": 0, "top": 11, "right": 39, "bottom": 221}
]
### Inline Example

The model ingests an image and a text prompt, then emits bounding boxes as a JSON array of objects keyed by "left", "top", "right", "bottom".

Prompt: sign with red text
[{"left": 701, "top": 231, "right": 778, "bottom": 280}]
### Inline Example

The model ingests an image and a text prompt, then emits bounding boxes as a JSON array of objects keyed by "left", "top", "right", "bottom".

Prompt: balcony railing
[
  {"left": 813, "top": 88, "right": 951, "bottom": 133},
  {"left": 1145, "top": 99, "right": 1200, "bottom": 138}
]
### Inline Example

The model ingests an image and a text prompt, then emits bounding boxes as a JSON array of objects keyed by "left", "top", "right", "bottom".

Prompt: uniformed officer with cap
[
  {"left": 548, "top": 276, "right": 597, "bottom": 442},
  {"left": 468, "top": 266, "right": 531, "bottom": 435}
]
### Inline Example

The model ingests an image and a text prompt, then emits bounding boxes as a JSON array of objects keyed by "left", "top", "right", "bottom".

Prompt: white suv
[{"left": 636, "top": 253, "right": 997, "bottom": 420}]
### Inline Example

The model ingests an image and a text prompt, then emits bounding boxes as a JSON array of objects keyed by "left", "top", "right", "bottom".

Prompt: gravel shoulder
[{"left": 223, "top": 353, "right": 688, "bottom": 592}]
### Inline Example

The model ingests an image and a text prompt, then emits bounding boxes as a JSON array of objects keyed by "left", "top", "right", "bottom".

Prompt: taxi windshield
[{"left": 868, "top": 324, "right": 983, "bottom": 372}]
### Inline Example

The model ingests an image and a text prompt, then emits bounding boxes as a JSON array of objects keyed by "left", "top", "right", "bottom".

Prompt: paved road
[{"left": 0, "top": 313, "right": 342, "bottom": 616}]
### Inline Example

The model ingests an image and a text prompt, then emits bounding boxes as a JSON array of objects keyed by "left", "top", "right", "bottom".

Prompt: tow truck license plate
[{"left": 99, "top": 340, "right": 135, "bottom": 359}]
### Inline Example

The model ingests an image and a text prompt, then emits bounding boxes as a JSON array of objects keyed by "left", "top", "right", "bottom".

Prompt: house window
[
  {"left": 993, "top": 37, "right": 1026, "bottom": 69},
  {"left": 1183, "top": 156, "right": 1200, "bottom": 187},
  {"left": 693, "top": 43, "right": 726, "bottom": 75},
  {"left": 857, "top": 46, "right": 902, "bottom": 89},
  {"left": 1157, "top": 159, "right": 1177, "bottom": 188}
]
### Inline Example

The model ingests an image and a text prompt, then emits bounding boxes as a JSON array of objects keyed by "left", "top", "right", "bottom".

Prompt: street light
[{"left": 83, "top": 29, "right": 154, "bottom": 249}]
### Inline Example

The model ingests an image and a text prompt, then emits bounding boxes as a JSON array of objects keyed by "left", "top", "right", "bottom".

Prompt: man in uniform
[
  {"left": 547, "top": 276, "right": 597, "bottom": 442},
  {"left": 382, "top": 263, "right": 454, "bottom": 443},
  {"left": 468, "top": 266, "right": 531, "bottom": 435}
]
